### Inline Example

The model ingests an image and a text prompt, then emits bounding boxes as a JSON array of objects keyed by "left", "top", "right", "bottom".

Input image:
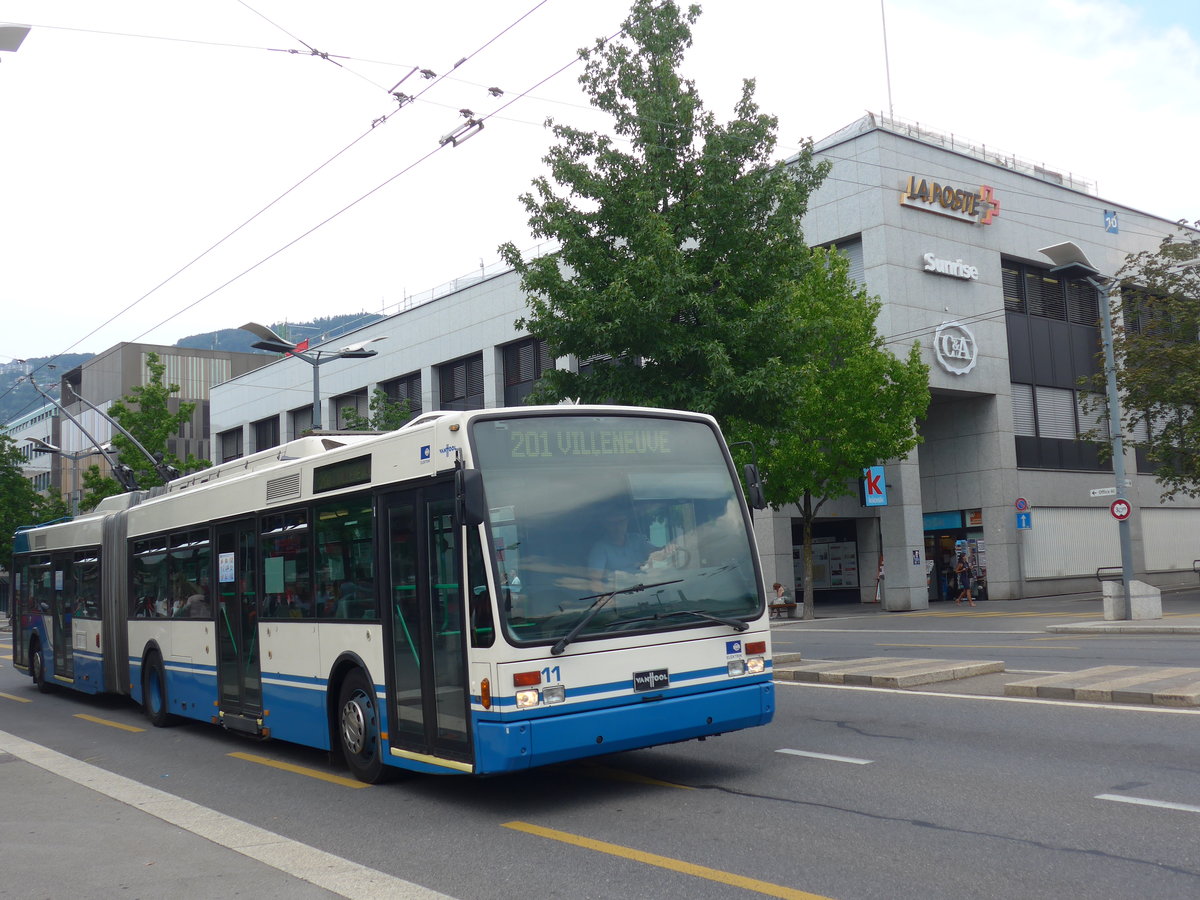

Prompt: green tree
[
  {"left": 1109, "top": 222, "right": 1200, "bottom": 499},
  {"left": 740, "top": 249, "right": 929, "bottom": 618},
  {"left": 499, "top": 0, "right": 830, "bottom": 428},
  {"left": 339, "top": 389, "right": 412, "bottom": 432},
  {"left": 500, "top": 0, "right": 929, "bottom": 615},
  {"left": 79, "top": 352, "right": 210, "bottom": 511},
  {"left": 0, "top": 434, "right": 60, "bottom": 570}
]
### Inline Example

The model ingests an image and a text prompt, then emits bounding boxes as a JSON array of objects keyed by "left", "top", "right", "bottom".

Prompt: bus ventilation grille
[{"left": 265, "top": 473, "right": 302, "bottom": 503}]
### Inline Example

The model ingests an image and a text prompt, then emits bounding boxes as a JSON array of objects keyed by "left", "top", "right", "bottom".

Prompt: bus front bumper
[{"left": 473, "top": 681, "right": 773, "bottom": 774}]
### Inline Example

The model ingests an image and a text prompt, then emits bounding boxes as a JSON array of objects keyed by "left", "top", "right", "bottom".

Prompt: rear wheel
[
  {"left": 31, "top": 643, "right": 52, "bottom": 694},
  {"left": 142, "top": 653, "right": 172, "bottom": 727},
  {"left": 337, "top": 669, "right": 388, "bottom": 783}
]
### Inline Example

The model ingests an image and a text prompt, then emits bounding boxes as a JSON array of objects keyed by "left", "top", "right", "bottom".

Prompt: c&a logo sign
[
  {"left": 934, "top": 321, "right": 978, "bottom": 376},
  {"left": 900, "top": 175, "right": 1000, "bottom": 226}
]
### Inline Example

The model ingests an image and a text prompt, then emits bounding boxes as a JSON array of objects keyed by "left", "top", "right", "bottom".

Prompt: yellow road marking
[
  {"left": 228, "top": 751, "right": 369, "bottom": 788},
  {"left": 503, "top": 821, "right": 835, "bottom": 900},
  {"left": 0, "top": 692, "right": 31, "bottom": 703},
  {"left": 74, "top": 713, "right": 145, "bottom": 733}
]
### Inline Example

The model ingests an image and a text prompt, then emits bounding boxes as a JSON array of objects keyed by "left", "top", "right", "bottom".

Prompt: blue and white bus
[{"left": 10, "top": 405, "right": 773, "bottom": 780}]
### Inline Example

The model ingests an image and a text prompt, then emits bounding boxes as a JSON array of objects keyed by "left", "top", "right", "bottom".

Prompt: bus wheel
[
  {"left": 31, "top": 643, "right": 52, "bottom": 694},
  {"left": 142, "top": 653, "right": 171, "bottom": 727},
  {"left": 338, "top": 669, "right": 387, "bottom": 784}
]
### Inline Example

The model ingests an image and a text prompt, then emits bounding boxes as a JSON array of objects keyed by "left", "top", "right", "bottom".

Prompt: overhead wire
[
  {"left": 0, "top": 1, "right": 563, "bottom": 423},
  {"left": 3, "top": 12, "right": 1186, "bottom": 427},
  {"left": 6, "top": 2, "right": 556, "bottom": 392}
]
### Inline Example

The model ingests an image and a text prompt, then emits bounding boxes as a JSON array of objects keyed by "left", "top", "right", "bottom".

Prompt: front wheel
[
  {"left": 31, "top": 643, "right": 53, "bottom": 694},
  {"left": 337, "top": 669, "right": 388, "bottom": 784}
]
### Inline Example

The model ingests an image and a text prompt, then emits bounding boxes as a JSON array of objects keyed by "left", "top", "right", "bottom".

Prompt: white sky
[{"left": 1, "top": 0, "right": 1197, "bottom": 361}]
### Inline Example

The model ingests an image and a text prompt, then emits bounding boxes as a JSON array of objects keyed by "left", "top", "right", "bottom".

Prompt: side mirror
[
  {"left": 455, "top": 467, "right": 486, "bottom": 527},
  {"left": 743, "top": 464, "right": 766, "bottom": 510}
]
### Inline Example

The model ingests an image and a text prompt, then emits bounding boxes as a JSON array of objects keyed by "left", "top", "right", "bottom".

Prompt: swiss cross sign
[{"left": 862, "top": 466, "right": 888, "bottom": 507}]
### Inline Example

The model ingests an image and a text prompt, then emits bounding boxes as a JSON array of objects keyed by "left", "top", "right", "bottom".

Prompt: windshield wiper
[
  {"left": 550, "top": 579, "right": 683, "bottom": 656},
  {"left": 608, "top": 608, "right": 750, "bottom": 633}
]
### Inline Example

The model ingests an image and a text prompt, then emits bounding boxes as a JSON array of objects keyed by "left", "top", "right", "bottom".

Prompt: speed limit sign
[{"left": 1110, "top": 499, "right": 1132, "bottom": 520}]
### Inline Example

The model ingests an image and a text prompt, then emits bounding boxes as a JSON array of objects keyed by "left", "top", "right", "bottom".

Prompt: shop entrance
[{"left": 922, "top": 510, "right": 987, "bottom": 602}]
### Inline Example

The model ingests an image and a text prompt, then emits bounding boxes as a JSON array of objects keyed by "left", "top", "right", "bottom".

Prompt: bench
[{"left": 769, "top": 601, "right": 799, "bottom": 619}]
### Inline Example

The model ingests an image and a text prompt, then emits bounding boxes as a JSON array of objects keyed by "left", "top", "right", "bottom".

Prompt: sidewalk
[
  {"left": 0, "top": 728, "right": 452, "bottom": 900},
  {"left": 772, "top": 587, "right": 1200, "bottom": 707},
  {"left": 796, "top": 585, "right": 1200, "bottom": 634}
]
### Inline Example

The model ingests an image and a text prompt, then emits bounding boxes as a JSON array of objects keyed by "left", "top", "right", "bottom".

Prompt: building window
[
  {"left": 290, "top": 406, "right": 313, "bottom": 439},
  {"left": 219, "top": 428, "right": 243, "bottom": 462},
  {"left": 438, "top": 355, "right": 484, "bottom": 411},
  {"left": 1011, "top": 383, "right": 1107, "bottom": 471},
  {"left": 503, "top": 338, "right": 552, "bottom": 406},
  {"left": 334, "top": 389, "right": 369, "bottom": 430},
  {"left": 382, "top": 372, "right": 422, "bottom": 423},
  {"left": 1005, "top": 259, "right": 1106, "bottom": 471},
  {"left": 253, "top": 416, "right": 280, "bottom": 452}
]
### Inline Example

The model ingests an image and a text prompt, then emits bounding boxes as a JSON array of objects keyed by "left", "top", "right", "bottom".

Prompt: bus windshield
[{"left": 470, "top": 414, "right": 761, "bottom": 647}]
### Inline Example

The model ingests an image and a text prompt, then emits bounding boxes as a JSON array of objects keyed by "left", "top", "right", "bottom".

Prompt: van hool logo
[
  {"left": 934, "top": 321, "right": 978, "bottom": 376},
  {"left": 901, "top": 176, "right": 1001, "bottom": 226}
]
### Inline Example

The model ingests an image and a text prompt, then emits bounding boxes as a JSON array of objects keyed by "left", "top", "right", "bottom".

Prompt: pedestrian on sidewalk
[{"left": 954, "top": 554, "right": 975, "bottom": 606}]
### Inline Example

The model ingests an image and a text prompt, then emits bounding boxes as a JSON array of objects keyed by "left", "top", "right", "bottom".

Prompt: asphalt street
[{"left": 3, "top": 590, "right": 1200, "bottom": 899}]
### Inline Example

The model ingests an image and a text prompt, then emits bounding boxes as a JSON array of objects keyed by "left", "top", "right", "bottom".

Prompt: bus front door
[
  {"left": 384, "top": 484, "right": 472, "bottom": 769},
  {"left": 215, "top": 520, "right": 263, "bottom": 732}
]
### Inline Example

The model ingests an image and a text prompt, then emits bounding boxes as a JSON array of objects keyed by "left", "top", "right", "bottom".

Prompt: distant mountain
[
  {"left": 173, "top": 313, "right": 384, "bottom": 353},
  {"left": 0, "top": 314, "right": 385, "bottom": 429},
  {"left": 0, "top": 354, "right": 94, "bottom": 428}
]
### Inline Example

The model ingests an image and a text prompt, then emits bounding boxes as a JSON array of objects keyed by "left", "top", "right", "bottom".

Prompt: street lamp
[
  {"left": 1037, "top": 242, "right": 1135, "bottom": 620},
  {"left": 26, "top": 438, "right": 113, "bottom": 514},
  {"left": 240, "top": 322, "right": 387, "bottom": 431}
]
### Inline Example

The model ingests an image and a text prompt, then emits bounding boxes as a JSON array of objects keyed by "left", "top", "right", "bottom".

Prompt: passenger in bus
[{"left": 184, "top": 593, "right": 211, "bottom": 617}]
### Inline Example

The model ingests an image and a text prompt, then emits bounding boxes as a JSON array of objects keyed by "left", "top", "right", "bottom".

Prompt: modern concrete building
[
  {"left": 54, "top": 343, "right": 269, "bottom": 508},
  {"left": 2, "top": 402, "right": 60, "bottom": 494},
  {"left": 209, "top": 114, "right": 1199, "bottom": 609}
]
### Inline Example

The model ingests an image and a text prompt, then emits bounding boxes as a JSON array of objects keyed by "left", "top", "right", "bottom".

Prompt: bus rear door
[{"left": 215, "top": 520, "right": 264, "bottom": 734}]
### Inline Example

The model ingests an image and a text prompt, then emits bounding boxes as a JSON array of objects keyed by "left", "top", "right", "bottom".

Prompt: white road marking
[
  {"left": 775, "top": 748, "right": 873, "bottom": 765},
  {"left": 0, "top": 729, "right": 453, "bottom": 900},
  {"left": 774, "top": 679, "right": 1200, "bottom": 715},
  {"left": 1095, "top": 794, "right": 1200, "bottom": 814}
]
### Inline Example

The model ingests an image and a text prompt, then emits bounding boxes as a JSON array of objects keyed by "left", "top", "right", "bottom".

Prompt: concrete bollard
[{"left": 1102, "top": 579, "right": 1162, "bottom": 620}]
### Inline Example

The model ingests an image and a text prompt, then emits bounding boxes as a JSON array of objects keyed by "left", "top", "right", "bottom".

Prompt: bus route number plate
[{"left": 633, "top": 669, "right": 669, "bottom": 692}]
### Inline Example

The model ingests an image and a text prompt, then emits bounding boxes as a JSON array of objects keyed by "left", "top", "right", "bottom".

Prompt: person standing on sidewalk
[{"left": 954, "top": 554, "right": 975, "bottom": 606}]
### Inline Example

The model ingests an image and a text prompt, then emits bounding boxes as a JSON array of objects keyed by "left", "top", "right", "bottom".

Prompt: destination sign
[{"left": 508, "top": 427, "right": 672, "bottom": 459}]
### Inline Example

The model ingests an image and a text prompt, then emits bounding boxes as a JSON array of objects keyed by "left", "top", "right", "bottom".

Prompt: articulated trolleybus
[{"left": 11, "top": 406, "right": 773, "bottom": 781}]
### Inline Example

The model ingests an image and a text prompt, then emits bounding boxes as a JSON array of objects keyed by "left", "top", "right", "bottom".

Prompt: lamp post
[
  {"left": 26, "top": 437, "right": 111, "bottom": 514},
  {"left": 1037, "top": 242, "right": 1135, "bottom": 620},
  {"left": 240, "top": 323, "right": 386, "bottom": 431}
]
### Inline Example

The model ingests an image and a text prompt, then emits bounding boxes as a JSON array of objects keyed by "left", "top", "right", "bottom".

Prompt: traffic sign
[
  {"left": 1090, "top": 486, "right": 1117, "bottom": 498},
  {"left": 1016, "top": 511, "right": 1032, "bottom": 530},
  {"left": 1014, "top": 497, "right": 1029, "bottom": 511},
  {"left": 1110, "top": 499, "right": 1132, "bottom": 521}
]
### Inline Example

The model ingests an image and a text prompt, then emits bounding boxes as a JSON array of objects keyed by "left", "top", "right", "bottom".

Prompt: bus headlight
[
  {"left": 516, "top": 689, "right": 540, "bottom": 709},
  {"left": 542, "top": 685, "right": 566, "bottom": 705},
  {"left": 727, "top": 659, "right": 747, "bottom": 677},
  {"left": 746, "top": 656, "right": 765, "bottom": 675}
]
